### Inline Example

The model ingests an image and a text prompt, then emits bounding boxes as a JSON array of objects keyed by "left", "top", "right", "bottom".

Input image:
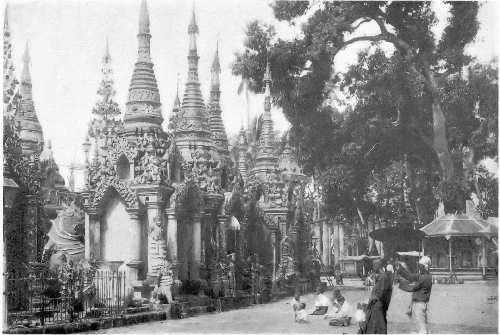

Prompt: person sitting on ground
[
  {"left": 325, "top": 290, "right": 351, "bottom": 320},
  {"left": 286, "top": 293, "right": 301, "bottom": 321},
  {"left": 296, "top": 303, "right": 308, "bottom": 323},
  {"left": 310, "top": 286, "right": 331, "bottom": 315}
]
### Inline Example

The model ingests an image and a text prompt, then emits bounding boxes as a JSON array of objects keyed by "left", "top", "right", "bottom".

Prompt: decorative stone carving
[
  {"left": 149, "top": 214, "right": 164, "bottom": 241},
  {"left": 90, "top": 177, "right": 139, "bottom": 210},
  {"left": 108, "top": 136, "right": 137, "bottom": 164}
]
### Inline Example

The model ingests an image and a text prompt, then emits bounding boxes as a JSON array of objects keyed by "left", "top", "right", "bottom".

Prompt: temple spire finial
[
  {"left": 173, "top": 73, "right": 181, "bottom": 110},
  {"left": 104, "top": 36, "right": 110, "bottom": 61},
  {"left": 139, "top": 0, "right": 150, "bottom": 35},
  {"left": 188, "top": 5, "right": 199, "bottom": 35},
  {"left": 22, "top": 41, "right": 31, "bottom": 84},
  {"left": 210, "top": 41, "right": 221, "bottom": 92},
  {"left": 4, "top": 3, "right": 9, "bottom": 31}
]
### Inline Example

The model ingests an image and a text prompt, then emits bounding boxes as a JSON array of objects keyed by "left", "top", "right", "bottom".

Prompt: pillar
[
  {"left": 146, "top": 200, "right": 166, "bottom": 277},
  {"left": 191, "top": 214, "right": 202, "bottom": 280},
  {"left": 84, "top": 210, "right": 101, "bottom": 260},
  {"left": 165, "top": 208, "right": 178, "bottom": 279},
  {"left": 126, "top": 209, "right": 143, "bottom": 283},
  {"left": 448, "top": 237, "right": 453, "bottom": 273},
  {"left": 338, "top": 224, "right": 345, "bottom": 261},
  {"left": 217, "top": 215, "right": 228, "bottom": 260},
  {"left": 321, "top": 221, "right": 330, "bottom": 267},
  {"left": 270, "top": 228, "right": 278, "bottom": 283}
]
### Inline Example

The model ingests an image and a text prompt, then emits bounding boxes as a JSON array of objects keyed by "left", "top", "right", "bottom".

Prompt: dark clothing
[
  {"left": 360, "top": 272, "right": 393, "bottom": 334},
  {"left": 399, "top": 272, "right": 432, "bottom": 303}
]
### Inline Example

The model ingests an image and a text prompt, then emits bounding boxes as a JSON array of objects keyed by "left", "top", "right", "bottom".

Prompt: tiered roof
[
  {"left": 15, "top": 42, "right": 44, "bottom": 155},
  {"left": 251, "top": 60, "right": 278, "bottom": 180},
  {"left": 207, "top": 42, "right": 229, "bottom": 161},
  {"left": 123, "top": 0, "right": 163, "bottom": 136}
]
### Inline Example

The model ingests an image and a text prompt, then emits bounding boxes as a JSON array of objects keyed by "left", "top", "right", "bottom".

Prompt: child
[
  {"left": 354, "top": 302, "right": 367, "bottom": 333},
  {"left": 287, "top": 293, "right": 301, "bottom": 321},
  {"left": 296, "top": 303, "right": 308, "bottom": 323}
]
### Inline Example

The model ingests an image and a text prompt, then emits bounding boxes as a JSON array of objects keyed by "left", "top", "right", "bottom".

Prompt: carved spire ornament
[
  {"left": 174, "top": 6, "right": 213, "bottom": 163},
  {"left": 15, "top": 42, "right": 44, "bottom": 155},
  {"left": 208, "top": 41, "right": 229, "bottom": 161},
  {"left": 252, "top": 59, "right": 277, "bottom": 180},
  {"left": 124, "top": 0, "right": 163, "bottom": 136},
  {"left": 237, "top": 126, "right": 248, "bottom": 181}
]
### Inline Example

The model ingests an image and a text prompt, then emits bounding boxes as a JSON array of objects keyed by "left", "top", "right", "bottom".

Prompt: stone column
[
  {"left": 165, "top": 208, "right": 178, "bottom": 279},
  {"left": 270, "top": 229, "right": 278, "bottom": 284},
  {"left": 321, "top": 221, "right": 330, "bottom": 267},
  {"left": 84, "top": 210, "right": 101, "bottom": 260},
  {"left": 146, "top": 200, "right": 166, "bottom": 278},
  {"left": 191, "top": 213, "right": 202, "bottom": 280},
  {"left": 126, "top": 209, "right": 143, "bottom": 284},
  {"left": 338, "top": 224, "right": 345, "bottom": 260},
  {"left": 217, "top": 215, "right": 228, "bottom": 260}
]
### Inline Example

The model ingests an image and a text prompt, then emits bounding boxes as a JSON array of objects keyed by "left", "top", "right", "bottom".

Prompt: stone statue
[
  {"left": 152, "top": 259, "right": 174, "bottom": 304},
  {"left": 43, "top": 202, "right": 85, "bottom": 268}
]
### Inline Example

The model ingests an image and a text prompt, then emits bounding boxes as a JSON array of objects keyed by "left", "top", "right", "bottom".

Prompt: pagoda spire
[
  {"left": 88, "top": 40, "right": 121, "bottom": 147},
  {"left": 15, "top": 42, "right": 44, "bottom": 155},
  {"left": 208, "top": 41, "right": 229, "bottom": 161},
  {"left": 180, "top": 5, "right": 205, "bottom": 116},
  {"left": 238, "top": 126, "right": 248, "bottom": 182},
  {"left": 168, "top": 74, "right": 181, "bottom": 130},
  {"left": 252, "top": 59, "right": 277, "bottom": 180},
  {"left": 123, "top": 0, "right": 163, "bottom": 135},
  {"left": 173, "top": 73, "right": 181, "bottom": 113},
  {"left": 174, "top": 7, "right": 212, "bottom": 161}
]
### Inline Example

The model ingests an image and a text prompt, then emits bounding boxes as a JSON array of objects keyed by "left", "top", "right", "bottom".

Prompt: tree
[{"left": 233, "top": 1, "right": 496, "bottom": 217}]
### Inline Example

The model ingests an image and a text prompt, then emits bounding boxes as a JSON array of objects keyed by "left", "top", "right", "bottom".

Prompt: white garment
[
  {"left": 314, "top": 293, "right": 331, "bottom": 307},
  {"left": 335, "top": 301, "right": 352, "bottom": 318},
  {"left": 354, "top": 308, "right": 366, "bottom": 323},
  {"left": 296, "top": 309, "right": 308, "bottom": 322}
]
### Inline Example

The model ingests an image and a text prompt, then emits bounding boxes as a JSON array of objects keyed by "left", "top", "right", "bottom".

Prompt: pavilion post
[
  {"left": 448, "top": 237, "right": 452, "bottom": 274},
  {"left": 482, "top": 238, "right": 486, "bottom": 278}
]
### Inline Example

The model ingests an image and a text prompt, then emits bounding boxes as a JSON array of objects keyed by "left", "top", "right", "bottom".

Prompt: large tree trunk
[{"left": 422, "top": 66, "right": 455, "bottom": 182}]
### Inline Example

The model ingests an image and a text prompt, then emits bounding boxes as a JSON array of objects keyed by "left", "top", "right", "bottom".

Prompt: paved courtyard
[{"left": 94, "top": 281, "right": 498, "bottom": 334}]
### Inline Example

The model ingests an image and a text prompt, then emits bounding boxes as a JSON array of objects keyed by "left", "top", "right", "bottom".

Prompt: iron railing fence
[{"left": 6, "top": 269, "right": 128, "bottom": 327}]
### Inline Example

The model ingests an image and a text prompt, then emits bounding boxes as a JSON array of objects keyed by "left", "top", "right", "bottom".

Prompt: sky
[{"left": 6, "top": 0, "right": 499, "bottom": 189}]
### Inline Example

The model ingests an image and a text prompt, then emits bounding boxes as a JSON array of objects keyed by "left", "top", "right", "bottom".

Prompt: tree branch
[
  {"left": 341, "top": 34, "right": 385, "bottom": 50},
  {"left": 351, "top": 18, "right": 372, "bottom": 31}
]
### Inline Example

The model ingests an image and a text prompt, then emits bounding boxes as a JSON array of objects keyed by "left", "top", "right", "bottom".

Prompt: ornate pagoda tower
[
  {"left": 15, "top": 43, "right": 44, "bottom": 156},
  {"left": 251, "top": 60, "right": 278, "bottom": 181},
  {"left": 207, "top": 42, "right": 229, "bottom": 163},
  {"left": 173, "top": 9, "right": 214, "bottom": 163},
  {"left": 123, "top": 0, "right": 163, "bottom": 137},
  {"left": 237, "top": 126, "right": 248, "bottom": 182}
]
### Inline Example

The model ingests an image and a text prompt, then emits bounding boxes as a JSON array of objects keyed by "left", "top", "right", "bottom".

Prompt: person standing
[
  {"left": 398, "top": 256, "right": 433, "bottom": 334},
  {"left": 360, "top": 259, "right": 392, "bottom": 334}
]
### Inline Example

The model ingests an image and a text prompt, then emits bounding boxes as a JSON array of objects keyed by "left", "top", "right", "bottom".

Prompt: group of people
[{"left": 288, "top": 255, "right": 433, "bottom": 334}]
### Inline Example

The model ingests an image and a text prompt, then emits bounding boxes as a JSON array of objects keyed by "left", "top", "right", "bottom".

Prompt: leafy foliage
[{"left": 232, "top": 1, "right": 497, "bottom": 225}]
